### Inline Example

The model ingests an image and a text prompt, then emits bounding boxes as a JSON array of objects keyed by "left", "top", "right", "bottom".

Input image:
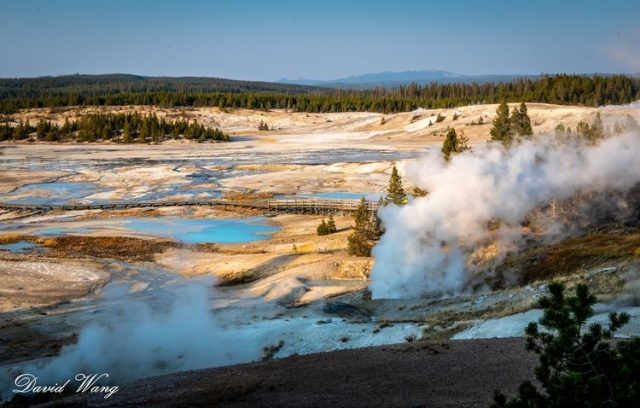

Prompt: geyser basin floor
[
  {"left": 2, "top": 181, "right": 108, "bottom": 205},
  {"left": 0, "top": 266, "right": 423, "bottom": 396}
]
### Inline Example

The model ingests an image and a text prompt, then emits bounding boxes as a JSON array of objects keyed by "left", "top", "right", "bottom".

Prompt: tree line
[
  {"left": 1, "top": 74, "right": 638, "bottom": 114},
  {"left": 0, "top": 112, "right": 229, "bottom": 143},
  {"left": 0, "top": 73, "right": 321, "bottom": 99}
]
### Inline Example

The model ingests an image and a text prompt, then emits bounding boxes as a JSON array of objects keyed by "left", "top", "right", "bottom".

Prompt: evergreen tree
[
  {"left": 348, "top": 197, "right": 376, "bottom": 257},
  {"left": 576, "top": 113, "right": 605, "bottom": 144},
  {"left": 493, "top": 283, "right": 640, "bottom": 408},
  {"left": 442, "top": 128, "right": 458, "bottom": 161},
  {"left": 317, "top": 215, "right": 337, "bottom": 236},
  {"left": 576, "top": 120, "right": 590, "bottom": 140},
  {"left": 61, "top": 117, "right": 72, "bottom": 135},
  {"left": 45, "top": 129, "right": 59, "bottom": 142},
  {"left": 490, "top": 100, "right": 512, "bottom": 146},
  {"left": 36, "top": 119, "right": 49, "bottom": 139},
  {"left": 326, "top": 214, "right": 337, "bottom": 234},
  {"left": 317, "top": 219, "right": 329, "bottom": 236},
  {"left": 510, "top": 102, "right": 533, "bottom": 138},
  {"left": 442, "top": 128, "right": 470, "bottom": 161},
  {"left": 138, "top": 120, "right": 148, "bottom": 143},
  {"left": 0, "top": 121, "right": 12, "bottom": 141},
  {"left": 122, "top": 119, "right": 132, "bottom": 143},
  {"left": 258, "top": 120, "right": 269, "bottom": 131},
  {"left": 590, "top": 112, "right": 604, "bottom": 141},
  {"left": 385, "top": 165, "right": 407, "bottom": 205},
  {"left": 456, "top": 130, "right": 470, "bottom": 153},
  {"left": 100, "top": 125, "right": 109, "bottom": 141},
  {"left": 519, "top": 102, "right": 533, "bottom": 136}
]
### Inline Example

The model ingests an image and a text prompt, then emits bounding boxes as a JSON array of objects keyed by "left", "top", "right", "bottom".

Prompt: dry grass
[
  {"left": 0, "top": 234, "right": 26, "bottom": 244},
  {"left": 221, "top": 191, "right": 275, "bottom": 201},
  {"left": 499, "top": 233, "right": 640, "bottom": 284},
  {"left": 0, "top": 234, "right": 55, "bottom": 246},
  {"left": 45, "top": 236, "right": 178, "bottom": 261}
]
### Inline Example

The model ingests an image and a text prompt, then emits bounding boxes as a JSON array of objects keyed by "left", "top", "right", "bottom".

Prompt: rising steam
[
  {"left": 1, "top": 281, "right": 261, "bottom": 399},
  {"left": 370, "top": 130, "right": 640, "bottom": 299}
]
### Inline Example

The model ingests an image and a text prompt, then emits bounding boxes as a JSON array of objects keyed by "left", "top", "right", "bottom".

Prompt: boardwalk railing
[{"left": 0, "top": 198, "right": 380, "bottom": 215}]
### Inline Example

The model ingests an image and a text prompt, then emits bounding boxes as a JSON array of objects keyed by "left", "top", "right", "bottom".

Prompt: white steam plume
[
  {"left": 370, "top": 131, "right": 640, "bottom": 299},
  {"left": 1, "top": 281, "right": 261, "bottom": 399}
]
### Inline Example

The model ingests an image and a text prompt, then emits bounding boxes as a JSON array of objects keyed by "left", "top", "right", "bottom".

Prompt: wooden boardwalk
[{"left": 0, "top": 198, "right": 379, "bottom": 216}]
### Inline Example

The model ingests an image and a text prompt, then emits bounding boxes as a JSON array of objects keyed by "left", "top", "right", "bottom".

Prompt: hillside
[{"left": 0, "top": 74, "right": 327, "bottom": 99}]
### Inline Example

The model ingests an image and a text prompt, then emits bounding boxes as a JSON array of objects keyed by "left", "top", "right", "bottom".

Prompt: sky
[{"left": 1, "top": 0, "right": 639, "bottom": 80}]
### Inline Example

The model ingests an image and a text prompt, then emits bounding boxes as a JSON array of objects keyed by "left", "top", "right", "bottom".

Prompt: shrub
[
  {"left": 262, "top": 340, "right": 285, "bottom": 361},
  {"left": 258, "top": 120, "right": 269, "bottom": 131},
  {"left": 317, "top": 219, "right": 329, "bottom": 235},
  {"left": 317, "top": 215, "right": 337, "bottom": 236}
]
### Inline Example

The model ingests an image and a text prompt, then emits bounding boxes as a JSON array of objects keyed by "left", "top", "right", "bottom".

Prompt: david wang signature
[{"left": 13, "top": 373, "right": 119, "bottom": 399}]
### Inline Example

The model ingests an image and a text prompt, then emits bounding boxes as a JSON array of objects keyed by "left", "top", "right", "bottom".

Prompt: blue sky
[{"left": 1, "top": 0, "right": 639, "bottom": 80}]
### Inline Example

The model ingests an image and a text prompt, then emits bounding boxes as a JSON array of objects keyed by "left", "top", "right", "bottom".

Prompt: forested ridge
[
  {"left": 0, "top": 74, "right": 639, "bottom": 114},
  {"left": 0, "top": 112, "right": 229, "bottom": 143},
  {"left": 0, "top": 74, "right": 323, "bottom": 98}
]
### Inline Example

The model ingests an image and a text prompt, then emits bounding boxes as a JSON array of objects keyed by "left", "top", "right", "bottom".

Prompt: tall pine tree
[
  {"left": 442, "top": 128, "right": 458, "bottom": 161},
  {"left": 510, "top": 102, "right": 533, "bottom": 138},
  {"left": 490, "top": 99, "right": 512, "bottom": 146},
  {"left": 385, "top": 165, "right": 407, "bottom": 205},
  {"left": 348, "top": 197, "right": 376, "bottom": 257}
]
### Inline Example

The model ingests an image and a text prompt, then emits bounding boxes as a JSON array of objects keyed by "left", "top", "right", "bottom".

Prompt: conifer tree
[
  {"left": 61, "top": 117, "right": 71, "bottom": 135},
  {"left": 509, "top": 102, "right": 533, "bottom": 139},
  {"left": 0, "top": 121, "right": 12, "bottom": 141},
  {"left": 456, "top": 130, "right": 470, "bottom": 153},
  {"left": 326, "top": 214, "right": 337, "bottom": 234},
  {"left": 442, "top": 128, "right": 458, "bottom": 161},
  {"left": 576, "top": 112, "right": 605, "bottom": 144},
  {"left": 385, "top": 165, "right": 407, "bottom": 205},
  {"left": 348, "top": 197, "right": 376, "bottom": 256},
  {"left": 518, "top": 102, "right": 533, "bottom": 137},
  {"left": 317, "top": 219, "right": 329, "bottom": 236},
  {"left": 122, "top": 120, "right": 132, "bottom": 143},
  {"left": 442, "top": 128, "right": 470, "bottom": 161},
  {"left": 590, "top": 112, "right": 604, "bottom": 141},
  {"left": 493, "top": 283, "right": 640, "bottom": 408},
  {"left": 490, "top": 99, "right": 512, "bottom": 146}
]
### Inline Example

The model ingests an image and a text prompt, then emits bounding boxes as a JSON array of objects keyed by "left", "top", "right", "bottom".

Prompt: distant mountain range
[{"left": 277, "top": 70, "right": 541, "bottom": 88}]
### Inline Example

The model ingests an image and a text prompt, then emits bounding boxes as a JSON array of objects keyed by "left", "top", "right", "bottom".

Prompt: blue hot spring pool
[{"left": 121, "top": 217, "right": 280, "bottom": 244}]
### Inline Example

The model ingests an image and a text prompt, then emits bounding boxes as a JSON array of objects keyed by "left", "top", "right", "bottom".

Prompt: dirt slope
[{"left": 46, "top": 338, "right": 536, "bottom": 408}]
